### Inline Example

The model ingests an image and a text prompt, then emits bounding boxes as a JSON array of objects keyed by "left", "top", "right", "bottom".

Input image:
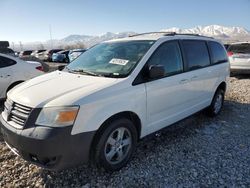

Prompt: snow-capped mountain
[
  {"left": 58, "top": 25, "right": 250, "bottom": 46},
  {"left": 59, "top": 32, "right": 136, "bottom": 46},
  {"left": 61, "top": 35, "right": 93, "bottom": 43},
  {"left": 19, "top": 25, "right": 250, "bottom": 50},
  {"left": 84, "top": 31, "right": 136, "bottom": 46},
  {"left": 161, "top": 25, "right": 250, "bottom": 41}
]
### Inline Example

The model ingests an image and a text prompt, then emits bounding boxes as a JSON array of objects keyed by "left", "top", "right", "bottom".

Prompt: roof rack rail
[
  {"left": 175, "top": 33, "right": 214, "bottom": 39},
  {"left": 129, "top": 32, "right": 214, "bottom": 39},
  {"left": 129, "top": 32, "right": 176, "bottom": 37}
]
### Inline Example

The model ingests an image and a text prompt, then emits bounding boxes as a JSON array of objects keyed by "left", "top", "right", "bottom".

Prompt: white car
[
  {"left": 0, "top": 53, "right": 44, "bottom": 99},
  {"left": 0, "top": 33, "right": 229, "bottom": 171},
  {"left": 227, "top": 42, "right": 250, "bottom": 74}
]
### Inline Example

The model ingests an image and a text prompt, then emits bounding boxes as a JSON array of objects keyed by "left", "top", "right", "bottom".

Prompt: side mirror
[{"left": 148, "top": 65, "right": 165, "bottom": 79}]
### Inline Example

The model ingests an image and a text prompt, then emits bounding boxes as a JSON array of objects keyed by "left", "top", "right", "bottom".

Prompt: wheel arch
[
  {"left": 217, "top": 81, "right": 226, "bottom": 92},
  {"left": 93, "top": 111, "right": 141, "bottom": 142},
  {"left": 89, "top": 111, "right": 142, "bottom": 159}
]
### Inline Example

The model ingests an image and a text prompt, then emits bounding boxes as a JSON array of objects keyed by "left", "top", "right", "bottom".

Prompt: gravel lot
[{"left": 0, "top": 76, "right": 250, "bottom": 187}]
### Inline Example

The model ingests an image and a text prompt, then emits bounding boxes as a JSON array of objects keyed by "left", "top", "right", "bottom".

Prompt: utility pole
[
  {"left": 12, "top": 42, "right": 15, "bottom": 51},
  {"left": 19, "top": 41, "right": 23, "bottom": 51},
  {"left": 49, "top": 24, "right": 53, "bottom": 49}
]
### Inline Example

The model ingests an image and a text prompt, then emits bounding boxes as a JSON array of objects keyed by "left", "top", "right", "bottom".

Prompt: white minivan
[{"left": 0, "top": 33, "right": 229, "bottom": 171}]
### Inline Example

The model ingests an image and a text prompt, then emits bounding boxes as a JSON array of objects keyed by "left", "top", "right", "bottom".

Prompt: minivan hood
[{"left": 8, "top": 71, "right": 119, "bottom": 108}]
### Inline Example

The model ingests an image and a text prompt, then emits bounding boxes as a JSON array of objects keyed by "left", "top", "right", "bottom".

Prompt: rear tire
[
  {"left": 206, "top": 89, "right": 225, "bottom": 117},
  {"left": 94, "top": 118, "right": 137, "bottom": 171}
]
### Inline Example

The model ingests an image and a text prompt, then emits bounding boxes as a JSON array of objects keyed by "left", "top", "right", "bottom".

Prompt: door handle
[{"left": 179, "top": 79, "right": 189, "bottom": 84}]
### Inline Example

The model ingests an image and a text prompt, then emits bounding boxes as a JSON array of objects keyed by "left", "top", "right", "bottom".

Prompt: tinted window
[
  {"left": 0, "top": 56, "right": 16, "bottom": 68},
  {"left": 209, "top": 41, "right": 228, "bottom": 64},
  {"left": 22, "top": 51, "right": 32, "bottom": 55},
  {"left": 228, "top": 43, "right": 250, "bottom": 54},
  {"left": 147, "top": 41, "right": 183, "bottom": 76},
  {"left": 182, "top": 40, "right": 210, "bottom": 70},
  {"left": 0, "top": 48, "right": 15, "bottom": 56}
]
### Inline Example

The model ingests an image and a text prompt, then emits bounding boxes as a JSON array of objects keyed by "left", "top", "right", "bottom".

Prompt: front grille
[{"left": 3, "top": 98, "right": 32, "bottom": 129}]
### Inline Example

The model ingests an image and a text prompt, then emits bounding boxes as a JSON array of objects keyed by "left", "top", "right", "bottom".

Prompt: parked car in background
[
  {"left": 20, "top": 56, "right": 50, "bottom": 73},
  {"left": 0, "top": 41, "right": 9, "bottom": 48},
  {"left": 68, "top": 48, "right": 86, "bottom": 62},
  {"left": 52, "top": 50, "right": 70, "bottom": 63},
  {"left": 19, "top": 50, "right": 33, "bottom": 58},
  {"left": 0, "top": 48, "right": 16, "bottom": 57},
  {"left": 31, "top": 50, "right": 46, "bottom": 58},
  {"left": 15, "top": 51, "right": 20, "bottom": 57},
  {"left": 0, "top": 41, "right": 16, "bottom": 57},
  {"left": 0, "top": 53, "right": 44, "bottom": 99},
  {"left": 227, "top": 42, "right": 250, "bottom": 74},
  {"left": 38, "top": 49, "right": 63, "bottom": 62},
  {"left": 0, "top": 33, "right": 229, "bottom": 171}
]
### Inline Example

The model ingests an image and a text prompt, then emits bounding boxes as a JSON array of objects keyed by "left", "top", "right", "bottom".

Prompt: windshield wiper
[
  {"left": 71, "top": 69, "right": 99, "bottom": 76},
  {"left": 69, "top": 69, "right": 125, "bottom": 78},
  {"left": 99, "top": 72, "right": 126, "bottom": 78}
]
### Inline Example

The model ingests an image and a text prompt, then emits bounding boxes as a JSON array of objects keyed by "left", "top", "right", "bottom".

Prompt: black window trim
[
  {"left": 132, "top": 39, "right": 228, "bottom": 86},
  {"left": 132, "top": 39, "right": 185, "bottom": 85},
  {"left": 0, "top": 55, "right": 17, "bottom": 68}
]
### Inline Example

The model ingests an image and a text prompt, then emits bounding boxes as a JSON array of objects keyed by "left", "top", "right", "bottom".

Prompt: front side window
[
  {"left": 147, "top": 41, "right": 183, "bottom": 76},
  {"left": 182, "top": 40, "right": 210, "bottom": 71},
  {"left": 0, "top": 56, "right": 16, "bottom": 68},
  {"left": 67, "top": 40, "right": 154, "bottom": 78},
  {"left": 209, "top": 41, "right": 228, "bottom": 64}
]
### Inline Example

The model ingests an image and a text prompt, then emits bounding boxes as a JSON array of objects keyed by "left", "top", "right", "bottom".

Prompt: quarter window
[
  {"left": 209, "top": 41, "right": 228, "bottom": 64},
  {"left": 182, "top": 40, "right": 210, "bottom": 70},
  {"left": 0, "top": 56, "right": 16, "bottom": 68},
  {"left": 147, "top": 41, "right": 183, "bottom": 76}
]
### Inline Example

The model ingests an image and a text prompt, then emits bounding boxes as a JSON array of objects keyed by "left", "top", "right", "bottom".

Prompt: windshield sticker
[{"left": 109, "top": 58, "right": 129, "bottom": 66}]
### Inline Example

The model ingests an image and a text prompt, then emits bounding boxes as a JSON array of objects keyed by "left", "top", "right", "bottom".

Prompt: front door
[{"left": 145, "top": 40, "right": 194, "bottom": 134}]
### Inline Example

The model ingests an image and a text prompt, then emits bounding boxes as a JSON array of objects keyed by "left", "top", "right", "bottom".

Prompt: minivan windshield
[
  {"left": 66, "top": 40, "right": 155, "bottom": 78},
  {"left": 228, "top": 43, "right": 250, "bottom": 54}
]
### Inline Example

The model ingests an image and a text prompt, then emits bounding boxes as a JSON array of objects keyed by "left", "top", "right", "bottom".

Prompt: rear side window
[
  {"left": 228, "top": 43, "right": 250, "bottom": 54},
  {"left": 182, "top": 40, "right": 210, "bottom": 71},
  {"left": 23, "top": 51, "right": 32, "bottom": 55},
  {"left": 208, "top": 41, "right": 228, "bottom": 64},
  {"left": 0, "top": 48, "right": 15, "bottom": 56},
  {"left": 0, "top": 56, "right": 16, "bottom": 68},
  {"left": 147, "top": 41, "right": 183, "bottom": 76}
]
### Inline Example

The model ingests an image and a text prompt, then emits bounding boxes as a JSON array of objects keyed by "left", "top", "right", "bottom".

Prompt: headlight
[{"left": 35, "top": 106, "right": 79, "bottom": 127}]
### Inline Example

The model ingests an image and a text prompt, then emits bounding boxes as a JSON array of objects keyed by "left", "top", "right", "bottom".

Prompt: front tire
[
  {"left": 94, "top": 118, "right": 137, "bottom": 171},
  {"left": 206, "top": 89, "right": 225, "bottom": 117}
]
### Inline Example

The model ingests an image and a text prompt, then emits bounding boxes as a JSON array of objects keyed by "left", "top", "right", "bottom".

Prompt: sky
[{"left": 0, "top": 0, "right": 250, "bottom": 43}]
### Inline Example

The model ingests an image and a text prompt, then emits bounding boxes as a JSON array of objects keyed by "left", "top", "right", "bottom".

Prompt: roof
[{"left": 106, "top": 32, "right": 215, "bottom": 43}]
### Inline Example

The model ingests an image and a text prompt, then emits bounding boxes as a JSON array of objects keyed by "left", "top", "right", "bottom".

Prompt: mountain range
[
  {"left": 20, "top": 25, "right": 250, "bottom": 50},
  {"left": 161, "top": 25, "right": 250, "bottom": 41}
]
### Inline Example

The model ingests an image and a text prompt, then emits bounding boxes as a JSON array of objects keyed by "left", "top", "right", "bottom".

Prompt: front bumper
[{"left": 0, "top": 114, "right": 96, "bottom": 170}]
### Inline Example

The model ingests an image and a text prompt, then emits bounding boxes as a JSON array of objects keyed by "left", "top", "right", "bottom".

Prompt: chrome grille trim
[{"left": 3, "top": 98, "right": 32, "bottom": 129}]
